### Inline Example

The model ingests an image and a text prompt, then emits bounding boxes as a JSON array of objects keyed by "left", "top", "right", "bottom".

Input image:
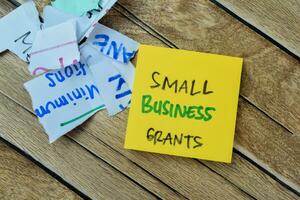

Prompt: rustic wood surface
[
  {"left": 212, "top": 0, "right": 300, "bottom": 58},
  {"left": 0, "top": 140, "right": 81, "bottom": 200},
  {"left": 117, "top": 0, "right": 300, "bottom": 190},
  {"left": 0, "top": 0, "right": 299, "bottom": 199},
  {"left": 0, "top": 90, "right": 155, "bottom": 200}
]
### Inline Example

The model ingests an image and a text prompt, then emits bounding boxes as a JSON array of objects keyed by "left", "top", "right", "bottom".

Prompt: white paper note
[
  {"left": 29, "top": 19, "right": 80, "bottom": 75},
  {"left": 86, "top": 23, "right": 140, "bottom": 64},
  {"left": 24, "top": 58, "right": 105, "bottom": 143},
  {"left": 80, "top": 43, "right": 136, "bottom": 89},
  {"left": 43, "top": 5, "right": 98, "bottom": 41},
  {"left": 0, "top": 1, "right": 41, "bottom": 61},
  {"left": 113, "top": 61, "right": 135, "bottom": 90},
  {"left": 81, "top": 44, "right": 132, "bottom": 115}
]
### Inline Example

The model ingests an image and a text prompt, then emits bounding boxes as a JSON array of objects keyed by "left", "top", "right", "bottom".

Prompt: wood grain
[
  {"left": 0, "top": 92, "right": 155, "bottom": 200},
  {"left": 0, "top": 140, "right": 81, "bottom": 200},
  {"left": 212, "top": 0, "right": 300, "bottom": 57},
  {"left": 118, "top": 0, "right": 300, "bottom": 135},
  {"left": 0, "top": 0, "right": 299, "bottom": 199}
]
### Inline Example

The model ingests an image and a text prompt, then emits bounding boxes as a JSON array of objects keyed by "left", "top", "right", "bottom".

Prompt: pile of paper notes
[
  {"left": 1, "top": 0, "right": 244, "bottom": 163},
  {"left": 0, "top": 0, "right": 139, "bottom": 143}
]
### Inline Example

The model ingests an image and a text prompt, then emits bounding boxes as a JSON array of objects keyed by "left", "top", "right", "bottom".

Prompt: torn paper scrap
[
  {"left": 82, "top": 0, "right": 118, "bottom": 38},
  {"left": 86, "top": 23, "right": 140, "bottom": 64},
  {"left": 80, "top": 43, "right": 136, "bottom": 89},
  {"left": 113, "top": 61, "right": 135, "bottom": 90},
  {"left": 0, "top": 0, "right": 41, "bottom": 61},
  {"left": 96, "top": 0, "right": 117, "bottom": 17},
  {"left": 43, "top": 5, "right": 76, "bottom": 28},
  {"left": 81, "top": 44, "right": 132, "bottom": 116},
  {"left": 24, "top": 59, "right": 105, "bottom": 143},
  {"left": 43, "top": 5, "right": 98, "bottom": 40},
  {"left": 29, "top": 19, "right": 80, "bottom": 76},
  {"left": 52, "top": 0, "right": 100, "bottom": 16}
]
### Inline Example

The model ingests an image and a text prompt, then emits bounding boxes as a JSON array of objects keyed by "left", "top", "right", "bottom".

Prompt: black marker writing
[
  {"left": 146, "top": 127, "right": 203, "bottom": 149},
  {"left": 14, "top": 31, "right": 33, "bottom": 62}
]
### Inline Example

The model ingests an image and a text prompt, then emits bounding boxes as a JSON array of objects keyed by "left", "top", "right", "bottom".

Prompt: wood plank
[
  {"left": 202, "top": 152, "right": 300, "bottom": 200},
  {"left": 234, "top": 98, "right": 300, "bottom": 192},
  {"left": 0, "top": 140, "right": 81, "bottom": 200},
  {"left": 2, "top": 0, "right": 299, "bottom": 198},
  {"left": 0, "top": 93, "right": 155, "bottom": 199},
  {"left": 117, "top": 0, "right": 300, "bottom": 135},
  {"left": 212, "top": 0, "right": 300, "bottom": 58},
  {"left": 206, "top": 98, "right": 300, "bottom": 196}
]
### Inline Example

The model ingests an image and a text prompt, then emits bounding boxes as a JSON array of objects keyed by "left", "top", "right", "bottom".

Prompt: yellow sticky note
[{"left": 125, "top": 45, "right": 243, "bottom": 163}]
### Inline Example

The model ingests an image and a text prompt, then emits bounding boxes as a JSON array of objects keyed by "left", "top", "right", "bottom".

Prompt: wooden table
[{"left": 0, "top": 0, "right": 299, "bottom": 199}]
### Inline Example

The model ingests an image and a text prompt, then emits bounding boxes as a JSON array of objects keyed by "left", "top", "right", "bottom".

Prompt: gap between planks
[
  {"left": 210, "top": 0, "right": 300, "bottom": 60},
  {"left": 0, "top": 137, "right": 88, "bottom": 200}
]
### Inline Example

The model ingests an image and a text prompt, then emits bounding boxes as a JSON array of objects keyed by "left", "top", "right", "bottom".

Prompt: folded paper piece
[
  {"left": 87, "top": 23, "right": 140, "bottom": 64},
  {"left": 125, "top": 45, "right": 243, "bottom": 163},
  {"left": 81, "top": 44, "right": 132, "bottom": 115},
  {"left": 0, "top": 0, "right": 41, "bottom": 61},
  {"left": 43, "top": 5, "right": 99, "bottom": 40},
  {"left": 52, "top": 0, "right": 100, "bottom": 16},
  {"left": 24, "top": 58, "right": 105, "bottom": 143},
  {"left": 29, "top": 19, "right": 80, "bottom": 75}
]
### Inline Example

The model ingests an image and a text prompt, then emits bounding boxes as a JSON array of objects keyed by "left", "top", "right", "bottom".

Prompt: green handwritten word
[{"left": 141, "top": 95, "right": 216, "bottom": 121}]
